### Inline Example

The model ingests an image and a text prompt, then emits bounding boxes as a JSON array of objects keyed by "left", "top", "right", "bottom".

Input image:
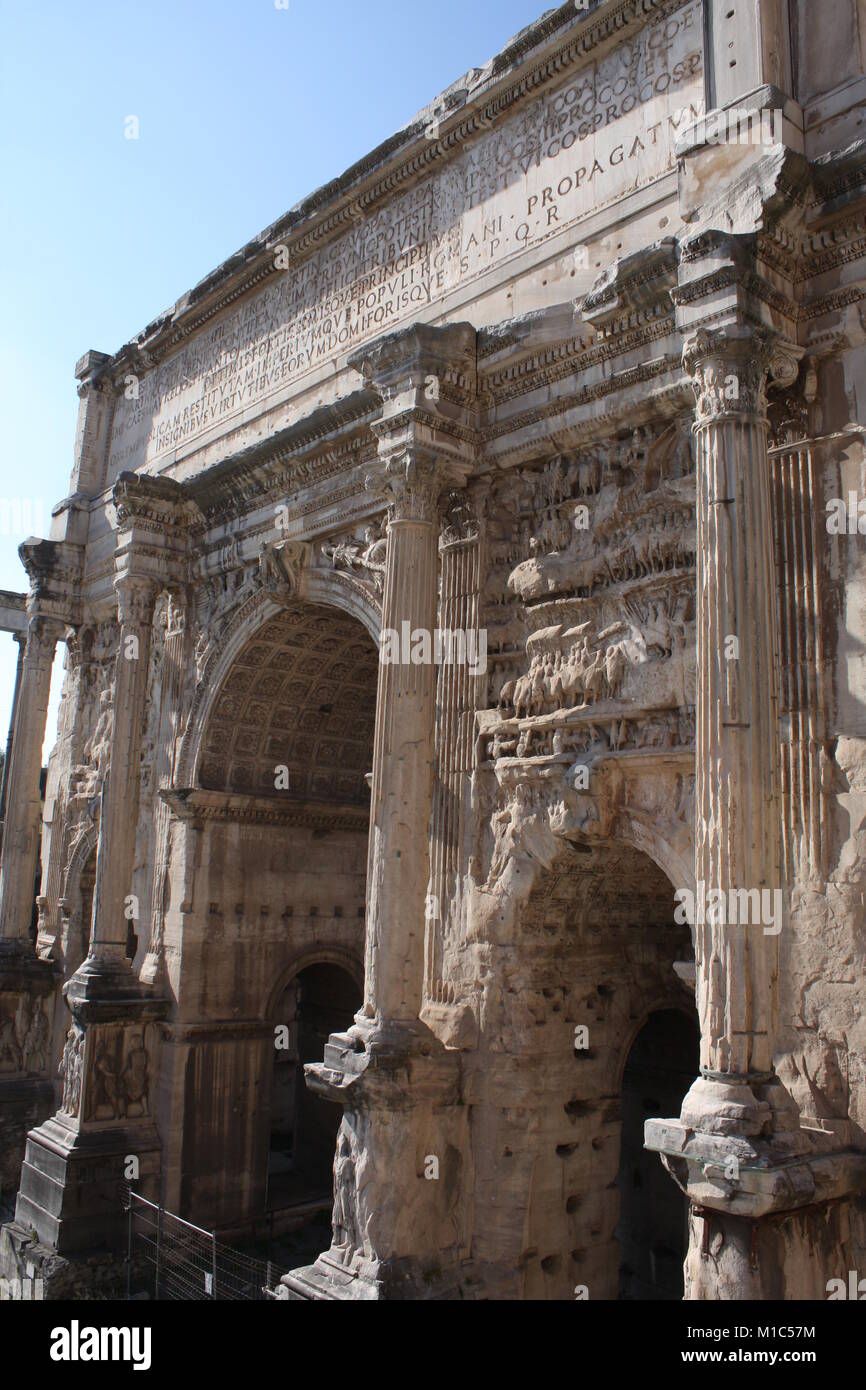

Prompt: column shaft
[
  {"left": 695, "top": 407, "right": 781, "bottom": 1078},
  {"left": 85, "top": 583, "right": 156, "bottom": 968},
  {"left": 364, "top": 514, "right": 439, "bottom": 1023},
  {"left": 0, "top": 633, "right": 26, "bottom": 850},
  {"left": 0, "top": 619, "right": 62, "bottom": 946}
]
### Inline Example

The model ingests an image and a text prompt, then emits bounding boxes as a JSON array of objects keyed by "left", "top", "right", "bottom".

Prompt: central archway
[
  {"left": 169, "top": 597, "right": 378, "bottom": 1234},
  {"left": 469, "top": 837, "right": 697, "bottom": 1300}
]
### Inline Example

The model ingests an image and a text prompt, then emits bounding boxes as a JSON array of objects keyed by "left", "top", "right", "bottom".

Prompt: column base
[
  {"left": 64, "top": 947, "right": 155, "bottom": 1014},
  {"left": 281, "top": 1249, "right": 464, "bottom": 1301},
  {"left": 679, "top": 1194, "right": 866, "bottom": 1300},
  {"left": 14, "top": 1114, "right": 161, "bottom": 1255},
  {"left": 0, "top": 937, "right": 59, "bottom": 988},
  {"left": 0, "top": 1219, "right": 135, "bottom": 1300},
  {"left": 646, "top": 1075, "right": 866, "bottom": 1298},
  {"left": 284, "top": 1016, "right": 469, "bottom": 1300},
  {"left": 646, "top": 1071, "right": 860, "bottom": 1219}
]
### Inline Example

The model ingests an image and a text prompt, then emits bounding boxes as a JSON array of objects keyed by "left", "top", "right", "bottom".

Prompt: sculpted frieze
[
  {"left": 0, "top": 995, "right": 51, "bottom": 1076},
  {"left": 480, "top": 424, "right": 696, "bottom": 728},
  {"left": 192, "top": 538, "right": 309, "bottom": 685},
  {"left": 320, "top": 517, "right": 388, "bottom": 597}
]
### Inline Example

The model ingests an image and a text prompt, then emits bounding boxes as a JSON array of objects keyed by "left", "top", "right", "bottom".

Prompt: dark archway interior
[
  {"left": 267, "top": 963, "right": 360, "bottom": 1210},
  {"left": 617, "top": 1008, "right": 699, "bottom": 1300}
]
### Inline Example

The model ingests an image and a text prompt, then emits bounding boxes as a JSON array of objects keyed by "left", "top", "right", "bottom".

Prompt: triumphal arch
[{"left": 1, "top": 0, "right": 866, "bottom": 1301}]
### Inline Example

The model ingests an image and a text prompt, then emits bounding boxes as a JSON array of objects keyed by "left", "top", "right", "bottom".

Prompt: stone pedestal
[
  {"left": 15, "top": 1000, "right": 165, "bottom": 1254},
  {"left": 11, "top": 479, "right": 189, "bottom": 1253},
  {"left": 284, "top": 1026, "right": 465, "bottom": 1300},
  {"left": 0, "top": 947, "right": 58, "bottom": 1199}
]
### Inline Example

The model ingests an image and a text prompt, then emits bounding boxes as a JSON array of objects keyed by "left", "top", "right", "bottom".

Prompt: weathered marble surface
[{"left": 2, "top": 0, "right": 866, "bottom": 1301}]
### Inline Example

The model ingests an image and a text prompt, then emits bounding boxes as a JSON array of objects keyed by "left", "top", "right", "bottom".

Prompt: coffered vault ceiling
[{"left": 198, "top": 604, "right": 377, "bottom": 803}]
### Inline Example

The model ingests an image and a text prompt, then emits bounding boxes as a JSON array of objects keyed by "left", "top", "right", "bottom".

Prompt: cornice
[
  {"left": 162, "top": 787, "right": 370, "bottom": 834},
  {"left": 481, "top": 316, "right": 677, "bottom": 413},
  {"left": 483, "top": 350, "right": 684, "bottom": 449}
]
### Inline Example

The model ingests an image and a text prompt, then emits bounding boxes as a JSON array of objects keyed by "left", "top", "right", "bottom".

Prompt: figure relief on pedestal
[
  {"left": 0, "top": 1006, "right": 22, "bottom": 1074},
  {"left": 0, "top": 997, "right": 51, "bottom": 1075},
  {"left": 83, "top": 1029, "right": 150, "bottom": 1121},
  {"left": 91, "top": 1041, "right": 121, "bottom": 1120},
  {"left": 121, "top": 1030, "right": 149, "bottom": 1118},
  {"left": 58, "top": 1024, "right": 85, "bottom": 1118},
  {"left": 330, "top": 1119, "right": 363, "bottom": 1266},
  {"left": 21, "top": 998, "right": 50, "bottom": 1074}
]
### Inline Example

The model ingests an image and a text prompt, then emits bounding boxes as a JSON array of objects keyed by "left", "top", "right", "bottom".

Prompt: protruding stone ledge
[
  {"left": 162, "top": 788, "right": 369, "bottom": 833},
  {"left": 645, "top": 1114, "right": 866, "bottom": 1220}
]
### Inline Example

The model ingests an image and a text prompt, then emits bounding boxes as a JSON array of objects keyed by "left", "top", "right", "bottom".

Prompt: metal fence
[{"left": 125, "top": 1190, "right": 279, "bottom": 1301}]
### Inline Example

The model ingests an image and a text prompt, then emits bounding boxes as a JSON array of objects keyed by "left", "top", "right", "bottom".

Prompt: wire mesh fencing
[{"left": 125, "top": 1189, "right": 279, "bottom": 1301}]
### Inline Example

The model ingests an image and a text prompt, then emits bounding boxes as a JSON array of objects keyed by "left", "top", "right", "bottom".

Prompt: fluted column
[
  {"left": 288, "top": 324, "right": 477, "bottom": 1300},
  {"left": 0, "top": 617, "right": 64, "bottom": 953},
  {"left": 679, "top": 324, "right": 797, "bottom": 1133},
  {"left": 142, "top": 592, "right": 187, "bottom": 986},
  {"left": 361, "top": 455, "right": 442, "bottom": 1025},
  {"left": 72, "top": 576, "right": 158, "bottom": 991},
  {"left": 0, "top": 633, "right": 26, "bottom": 854}
]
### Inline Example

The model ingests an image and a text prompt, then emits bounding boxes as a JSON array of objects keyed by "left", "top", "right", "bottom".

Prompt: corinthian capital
[
  {"left": 682, "top": 326, "right": 801, "bottom": 426},
  {"left": 366, "top": 448, "right": 466, "bottom": 524},
  {"left": 114, "top": 575, "right": 159, "bottom": 629},
  {"left": 24, "top": 615, "right": 67, "bottom": 661}
]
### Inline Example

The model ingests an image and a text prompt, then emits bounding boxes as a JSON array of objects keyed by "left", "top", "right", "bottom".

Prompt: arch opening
[
  {"left": 471, "top": 838, "right": 696, "bottom": 1300},
  {"left": 267, "top": 962, "right": 361, "bottom": 1211},
  {"left": 616, "top": 1008, "right": 699, "bottom": 1300},
  {"left": 172, "top": 599, "right": 377, "bottom": 1235}
]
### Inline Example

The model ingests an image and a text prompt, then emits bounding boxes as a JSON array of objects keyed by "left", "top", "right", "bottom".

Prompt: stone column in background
[
  {"left": 70, "top": 575, "right": 158, "bottom": 996},
  {"left": 0, "top": 618, "right": 64, "bottom": 955},
  {"left": 0, "top": 536, "right": 79, "bottom": 1196},
  {"left": 0, "top": 632, "right": 26, "bottom": 854},
  {"left": 14, "top": 475, "right": 189, "bottom": 1253}
]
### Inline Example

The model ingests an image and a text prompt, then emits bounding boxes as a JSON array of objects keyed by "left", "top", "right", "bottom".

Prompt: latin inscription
[{"left": 108, "top": 1, "right": 702, "bottom": 473}]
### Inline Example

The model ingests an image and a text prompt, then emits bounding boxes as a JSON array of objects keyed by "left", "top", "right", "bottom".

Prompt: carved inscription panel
[{"left": 107, "top": 2, "right": 702, "bottom": 474}]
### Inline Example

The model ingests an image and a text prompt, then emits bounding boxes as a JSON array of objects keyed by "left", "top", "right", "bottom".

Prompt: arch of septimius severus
[{"left": 1, "top": 0, "right": 865, "bottom": 1302}]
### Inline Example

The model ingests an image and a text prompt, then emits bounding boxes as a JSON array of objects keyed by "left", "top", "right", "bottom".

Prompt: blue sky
[{"left": 0, "top": 0, "right": 549, "bottom": 759}]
